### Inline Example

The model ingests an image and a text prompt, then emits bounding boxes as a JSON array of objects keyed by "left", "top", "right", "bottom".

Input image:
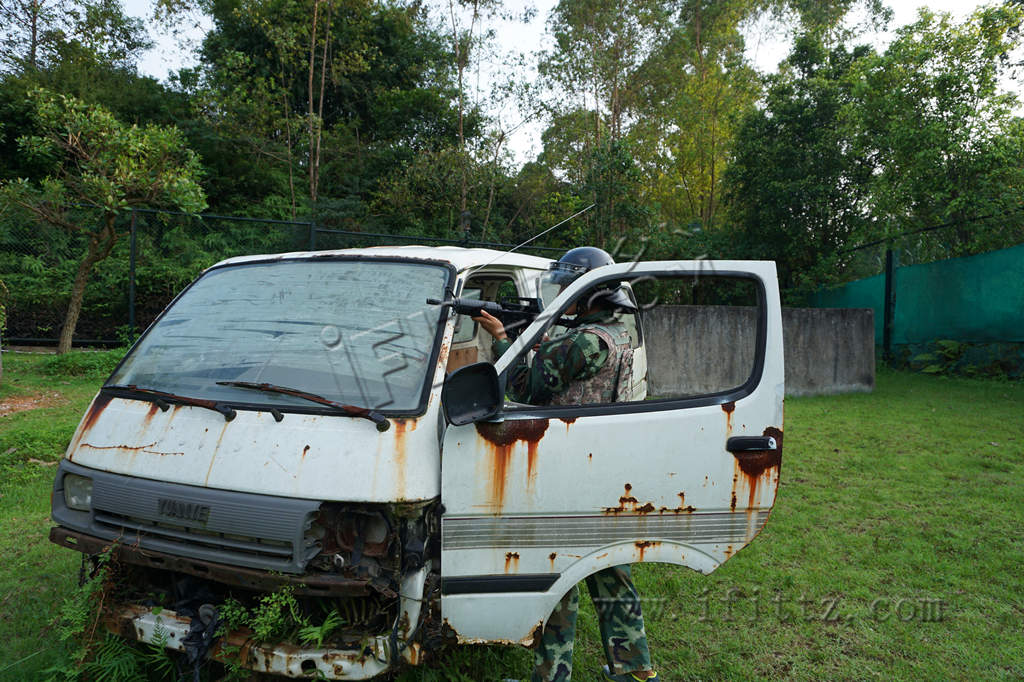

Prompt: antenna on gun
[
  {"left": 469, "top": 203, "right": 595, "bottom": 274},
  {"left": 483, "top": 201, "right": 598, "bottom": 266}
]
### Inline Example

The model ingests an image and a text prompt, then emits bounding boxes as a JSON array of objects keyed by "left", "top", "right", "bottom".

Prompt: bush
[{"left": 40, "top": 349, "right": 125, "bottom": 379}]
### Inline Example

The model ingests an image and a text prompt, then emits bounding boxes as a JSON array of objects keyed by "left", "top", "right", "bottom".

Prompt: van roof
[{"left": 214, "top": 245, "right": 554, "bottom": 273}]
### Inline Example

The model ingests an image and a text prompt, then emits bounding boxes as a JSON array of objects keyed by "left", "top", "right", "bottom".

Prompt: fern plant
[{"left": 298, "top": 609, "right": 345, "bottom": 649}]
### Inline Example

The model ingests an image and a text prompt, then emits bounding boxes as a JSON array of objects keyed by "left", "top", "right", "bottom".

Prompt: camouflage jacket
[{"left": 492, "top": 311, "right": 633, "bottom": 406}]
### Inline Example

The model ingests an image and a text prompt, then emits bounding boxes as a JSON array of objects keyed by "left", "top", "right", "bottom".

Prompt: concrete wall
[{"left": 642, "top": 306, "right": 874, "bottom": 397}]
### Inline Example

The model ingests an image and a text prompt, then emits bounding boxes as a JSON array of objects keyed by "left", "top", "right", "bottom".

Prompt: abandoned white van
[{"left": 49, "top": 246, "right": 784, "bottom": 679}]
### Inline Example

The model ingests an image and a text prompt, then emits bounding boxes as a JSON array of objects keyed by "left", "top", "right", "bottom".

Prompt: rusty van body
[{"left": 49, "top": 246, "right": 784, "bottom": 678}]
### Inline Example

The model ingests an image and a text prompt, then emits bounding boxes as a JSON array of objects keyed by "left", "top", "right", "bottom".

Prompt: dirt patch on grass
[{"left": 0, "top": 392, "right": 64, "bottom": 417}]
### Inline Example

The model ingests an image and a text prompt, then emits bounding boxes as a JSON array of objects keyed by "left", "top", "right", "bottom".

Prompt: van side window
[
  {"left": 503, "top": 273, "right": 762, "bottom": 407},
  {"left": 452, "top": 287, "right": 483, "bottom": 343},
  {"left": 447, "top": 276, "right": 518, "bottom": 372}
]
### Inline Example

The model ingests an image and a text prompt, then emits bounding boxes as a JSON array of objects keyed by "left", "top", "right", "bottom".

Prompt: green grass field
[{"left": 1, "top": 351, "right": 1022, "bottom": 681}]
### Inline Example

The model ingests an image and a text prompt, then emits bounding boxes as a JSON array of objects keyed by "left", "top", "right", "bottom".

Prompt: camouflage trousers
[{"left": 531, "top": 564, "right": 652, "bottom": 682}]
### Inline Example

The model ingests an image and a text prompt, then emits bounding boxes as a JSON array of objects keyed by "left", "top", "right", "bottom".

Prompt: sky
[{"left": 123, "top": 0, "right": 1012, "bottom": 163}]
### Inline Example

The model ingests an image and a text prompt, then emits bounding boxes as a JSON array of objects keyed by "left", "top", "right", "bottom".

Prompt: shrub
[{"left": 40, "top": 349, "right": 125, "bottom": 379}]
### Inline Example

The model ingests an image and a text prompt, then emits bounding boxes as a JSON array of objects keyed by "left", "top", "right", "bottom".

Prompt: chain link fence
[{"left": 0, "top": 208, "right": 563, "bottom": 346}]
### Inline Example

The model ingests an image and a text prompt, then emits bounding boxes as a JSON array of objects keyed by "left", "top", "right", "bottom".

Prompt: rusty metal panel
[
  {"left": 65, "top": 397, "right": 443, "bottom": 503},
  {"left": 439, "top": 260, "right": 785, "bottom": 643},
  {"left": 106, "top": 565, "right": 431, "bottom": 680}
]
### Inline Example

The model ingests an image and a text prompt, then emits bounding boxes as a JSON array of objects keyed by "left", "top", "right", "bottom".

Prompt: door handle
[{"left": 727, "top": 436, "right": 777, "bottom": 452}]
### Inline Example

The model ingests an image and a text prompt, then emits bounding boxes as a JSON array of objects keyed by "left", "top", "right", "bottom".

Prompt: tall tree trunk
[
  {"left": 448, "top": 0, "right": 469, "bottom": 218},
  {"left": 311, "top": 0, "right": 332, "bottom": 206},
  {"left": 307, "top": 0, "right": 321, "bottom": 205},
  {"left": 58, "top": 217, "right": 117, "bottom": 354},
  {"left": 28, "top": 0, "right": 40, "bottom": 70},
  {"left": 281, "top": 87, "right": 297, "bottom": 220},
  {"left": 480, "top": 132, "right": 505, "bottom": 240}
]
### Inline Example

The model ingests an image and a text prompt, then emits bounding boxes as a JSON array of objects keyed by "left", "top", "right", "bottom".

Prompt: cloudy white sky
[{"left": 123, "top": 0, "right": 1016, "bottom": 163}]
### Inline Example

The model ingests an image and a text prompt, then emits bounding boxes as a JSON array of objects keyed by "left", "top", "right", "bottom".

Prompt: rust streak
[
  {"left": 80, "top": 441, "right": 157, "bottom": 452},
  {"left": 301, "top": 445, "right": 310, "bottom": 459},
  {"left": 205, "top": 422, "right": 231, "bottom": 486},
  {"left": 721, "top": 401, "right": 736, "bottom": 435},
  {"left": 81, "top": 393, "right": 113, "bottom": 433},
  {"left": 733, "top": 427, "right": 784, "bottom": 478},
  {"left": 476, "top": 419, "right": 549, "bottom": 512},
  {"left": 731, "top": 426, "right": 784, "bottom": 512},
  {"left": 549, "top": 552, "right": 557, "bottom": 571},
  {"left": 619, "top": 483, "right": 637, "bottom": 509},
  {"left": 141, "top": 403, "right": 160, "bottom": 427},
  {"left": 70, "top": 392, "right": 114, "bottom": 454},
  {"left": 604, "top": 482, "right": 646, "bottom": 515},
  {"left": 635, "top": 540, "right": 658, "bottom": 561},
  {"left": 527, "top": 441, "right": 539, "bottom": 486},
  {"left": 394, "top": 420, "right": 409, "bottom": 499},
  {"left": 504, "top": 551, "right": 520, "bottom": 573}
]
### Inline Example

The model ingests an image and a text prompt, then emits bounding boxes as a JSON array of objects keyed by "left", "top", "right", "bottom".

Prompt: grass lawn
[{"left": 1, "top": 351, "right": 1021, "bottom": 681}]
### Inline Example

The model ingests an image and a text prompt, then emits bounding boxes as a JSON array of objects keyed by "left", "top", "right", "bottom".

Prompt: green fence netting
[
  {"left": 811, "top": 242, "right": 1024, "bottom": 376},
  {"left": 813, "top": 272, "right": 886, "bottom": 345}
]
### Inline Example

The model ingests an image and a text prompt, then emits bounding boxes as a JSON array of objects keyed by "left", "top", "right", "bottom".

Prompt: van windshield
[{"left": 109, "top": 258, "right": 453, "bottom": 413}]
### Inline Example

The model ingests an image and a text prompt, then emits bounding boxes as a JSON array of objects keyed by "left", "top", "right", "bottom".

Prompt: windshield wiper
[
  {"left": 104, "top": 385, "right": 237, "bottom": 421},
  {"left": 215, "top": 381, "right": 391, "bottom": 432}
]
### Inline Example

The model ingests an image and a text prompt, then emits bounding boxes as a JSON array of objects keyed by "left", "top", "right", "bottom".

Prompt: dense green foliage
[
  {"left": 1, "top": 0, "right": 1023, "bottom": 340},
  {"left": 1, "top": 89, "right": 206, "bottom": 350}
]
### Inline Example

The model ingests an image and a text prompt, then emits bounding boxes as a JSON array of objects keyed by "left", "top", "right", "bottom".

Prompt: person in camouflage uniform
[{"left": 474, "top": 246, "right": 658, "bottom": 682}]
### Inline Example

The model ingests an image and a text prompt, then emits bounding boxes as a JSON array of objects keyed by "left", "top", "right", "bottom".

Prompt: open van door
[{"left": 438, "top": 260, "right": 784, "bottom": 644}]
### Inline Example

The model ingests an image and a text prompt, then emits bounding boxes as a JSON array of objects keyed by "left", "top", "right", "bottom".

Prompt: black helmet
[{"left": 544, "top": 246, "right": 637, "bottom": 311}]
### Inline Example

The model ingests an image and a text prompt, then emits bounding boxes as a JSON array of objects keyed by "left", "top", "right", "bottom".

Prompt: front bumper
[
  {"left": 53, "top": 527, "right": 431, "bottom": 679},
  {"left": 108, "top": 604, "right": 425, "bottom": 679}
]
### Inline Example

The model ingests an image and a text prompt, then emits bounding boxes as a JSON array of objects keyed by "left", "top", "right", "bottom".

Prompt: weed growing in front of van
[
  {"left": 48, "top": 633, "right": 176, "bottom": 682},
  {"left": 298, "top": 608, "right": 345, "bottom": 648},
  {"left": 42, "top": 549, "right": 177, "bottom": 681},
  {"left": 52, "top": 551, "right": 115, "bottom": 673},
  {"left": 218, "top": 584, "right": 307, "bottom": 644}
]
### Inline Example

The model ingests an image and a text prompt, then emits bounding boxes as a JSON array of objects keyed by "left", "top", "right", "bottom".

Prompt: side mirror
[{"left": 442, "top": 362, "right": 501, "bottom": 426}]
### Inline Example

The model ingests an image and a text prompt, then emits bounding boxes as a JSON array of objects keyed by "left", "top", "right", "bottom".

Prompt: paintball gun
[{"left": 427, "top": 296, "right": 574, "bottom": 339}]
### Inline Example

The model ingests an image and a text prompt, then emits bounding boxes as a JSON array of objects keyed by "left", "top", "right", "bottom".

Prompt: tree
[
  {"left": 185, "top": 0, "right": 467, "bottom": 223},
  {"left": 848, "top": 5, "right": 1024, "bottom": 256},
  {"left": 0, "top": 0, "right": 150, "bottom": 74},
  {"left": 723, "top": 37, "right": 875, "bottom": 294},
  {"left": 1, "top": 90, "right": 206, "bottom": 352},
  {"left": 630, "top": 0, "right": 762, "bottom": 229}
]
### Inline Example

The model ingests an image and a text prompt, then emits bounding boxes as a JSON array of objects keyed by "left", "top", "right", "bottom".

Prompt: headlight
[{"left": 64, "top": 474, "right": 93, "bottom": 511}]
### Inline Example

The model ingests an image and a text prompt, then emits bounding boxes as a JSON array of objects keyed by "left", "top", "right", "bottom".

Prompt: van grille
[
  {"left": 94, "top": 512, "right": 297, "bottom": 560},
  {"left": 54, "top": 460, "right": 323, "bottom": 574}
]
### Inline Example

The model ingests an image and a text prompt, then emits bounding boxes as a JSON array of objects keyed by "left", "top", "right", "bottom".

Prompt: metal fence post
[
  {"left": 883, "top": 247, "right": 898, "bottom": 365},
  {"left": 129, "top": 209, "right": 137, "bottom": 333}
]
